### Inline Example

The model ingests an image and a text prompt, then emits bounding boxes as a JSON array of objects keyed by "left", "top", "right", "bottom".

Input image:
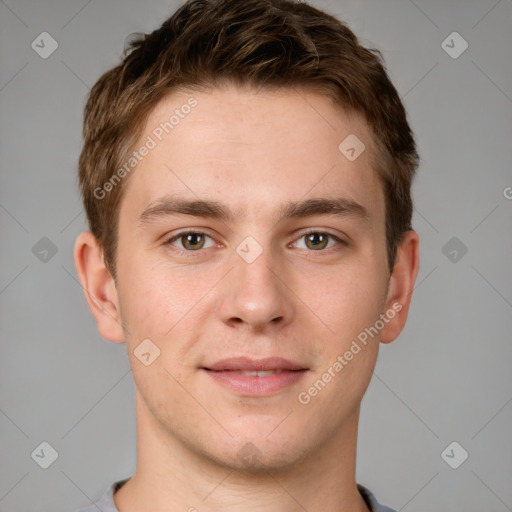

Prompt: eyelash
[{"left": 165, "top": 229, "right": 347, "bottom": 257}]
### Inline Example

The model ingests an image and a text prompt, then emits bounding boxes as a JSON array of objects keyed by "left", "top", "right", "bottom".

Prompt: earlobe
[
  {"left": 73, "top": 231, "right": 125, "bottom": 343},
  {"left": 380, "top": 230, "right": 420, "bottom": 344}
]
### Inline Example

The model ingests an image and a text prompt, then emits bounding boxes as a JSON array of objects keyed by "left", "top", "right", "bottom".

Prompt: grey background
[{"left": 0, "top": 0, "right": 511, "bottom": 510}]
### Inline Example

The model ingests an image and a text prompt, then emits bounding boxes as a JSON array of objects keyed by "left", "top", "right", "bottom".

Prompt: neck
[{"left": 114, "top": 392, "right": 370, "bottom": 512}]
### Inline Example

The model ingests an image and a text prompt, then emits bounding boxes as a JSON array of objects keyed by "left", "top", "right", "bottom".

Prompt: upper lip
[{"left": 203, "top": 357, "right": 307, "bottom": 372}]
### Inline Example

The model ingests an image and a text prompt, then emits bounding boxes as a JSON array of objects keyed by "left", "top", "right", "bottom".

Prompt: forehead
[{"left": 120, "top": 85, "right": 384, "bottom": 225}]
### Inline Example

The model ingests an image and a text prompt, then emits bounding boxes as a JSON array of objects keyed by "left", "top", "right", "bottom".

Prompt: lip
[
  {"left": 203, "top": 357, "right": 307, "bottom": 372},
  {"left": 201, "top": 357, "right": 309, "bottom": 396}
]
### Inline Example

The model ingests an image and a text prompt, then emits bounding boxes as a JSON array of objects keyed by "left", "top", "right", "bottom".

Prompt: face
[{"left": 84, "top": 85, "right": 414, "bottom": 471}]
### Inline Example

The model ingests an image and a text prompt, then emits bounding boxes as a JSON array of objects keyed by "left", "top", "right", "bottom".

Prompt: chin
[{"left": 200, "top": 430, "right": 315, "bottom": 475}]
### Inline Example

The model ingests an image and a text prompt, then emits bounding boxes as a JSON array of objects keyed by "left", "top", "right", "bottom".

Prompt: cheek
[
  {"left": 121, "top": 278, "right": 170, "bottom": 336},
  {"left": 118, "top": 269, "right": 193, "bottom": 401},
  {"left": 299, "top": 261, "right": 388, "bottom": 345},
  {"left": 297, "top": 269, "right": 384, "bottom": 406},
  {"left": 115, "top": 223, "right": 183, "bottom": 321},
  {"left": 115, "top": 260, "right": 221, "bottom": 381}
]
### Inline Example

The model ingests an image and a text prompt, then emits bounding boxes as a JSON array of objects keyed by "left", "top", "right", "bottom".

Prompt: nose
[{"left": 216, "top": 243, "right": 296, "bottom": 333}]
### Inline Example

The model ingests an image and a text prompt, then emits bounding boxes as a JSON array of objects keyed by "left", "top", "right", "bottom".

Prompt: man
[{"left": 73, "top": 0, "right": 420, "bottom": 510}]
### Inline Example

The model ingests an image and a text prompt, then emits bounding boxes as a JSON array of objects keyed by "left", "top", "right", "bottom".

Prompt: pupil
[
  {"left": 308, "top": 233, "right": 327, "bottom": 250},
  {"left": 185, "top": 233, "right": 203, "bottom": 249}
]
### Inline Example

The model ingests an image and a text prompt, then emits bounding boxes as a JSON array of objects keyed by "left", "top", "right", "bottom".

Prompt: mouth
[
  {"left": 217, "top": 369, "right": 289, "bottom": 376},
  {"left": 201, "top": 357, "right": 309, "bottom": 396},
  {"left": 203, "top": 356, "right": 308, "bottom": 372}
]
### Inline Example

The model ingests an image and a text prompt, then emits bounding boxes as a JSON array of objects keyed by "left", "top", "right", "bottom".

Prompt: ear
[
  {"left": 73, "top": 231, "right": 125, "bottom": 343},
  {"left": 380, "top": 229, "right": 420, "bottom": 344}
]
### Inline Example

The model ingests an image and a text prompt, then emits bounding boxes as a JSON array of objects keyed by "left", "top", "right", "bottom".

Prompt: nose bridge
[{"left": 217, "top": 237, "right": 294, "bottom": 330}]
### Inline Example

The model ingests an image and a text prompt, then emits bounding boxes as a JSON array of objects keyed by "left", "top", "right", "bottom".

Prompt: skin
[{"left": 74, "top": 84, "right": 419, "bottom": 512}]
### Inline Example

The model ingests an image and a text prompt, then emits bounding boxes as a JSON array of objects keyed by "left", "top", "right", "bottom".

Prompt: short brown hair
[{"left": 78, "top": 0, "right": 419, "bottom": 280}]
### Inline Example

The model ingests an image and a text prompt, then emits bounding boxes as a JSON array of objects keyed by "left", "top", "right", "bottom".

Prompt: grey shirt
[{"left": 75, "top": 479, "right": 397, "bottom": 512}]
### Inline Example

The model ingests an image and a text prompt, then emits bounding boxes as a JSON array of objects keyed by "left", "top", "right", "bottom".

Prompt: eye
[
  {"left": 165, "top": 229, "right": 346, "bottom": 255},
  {"left": 292, "top": 231, "right": 345, "bottom": 251},
  {"left": 166, "top": 231, "right": 216, "bottom": 251}
]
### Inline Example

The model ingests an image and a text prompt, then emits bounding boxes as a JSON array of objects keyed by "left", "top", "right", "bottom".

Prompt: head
[
  {"left": 79, "top": 0, "right": 419, "bottom": 281},
  {"left": 75, "top": 0, "right": 419, "bottom": 472}
]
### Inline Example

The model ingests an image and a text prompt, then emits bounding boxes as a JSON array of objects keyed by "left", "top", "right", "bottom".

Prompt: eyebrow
[{"left": 137, "top": 195, "right": 370, "bottom": 227}]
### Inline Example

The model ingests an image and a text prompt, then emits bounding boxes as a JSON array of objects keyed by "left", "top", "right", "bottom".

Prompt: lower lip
[{"left": 203, "top": 369, "right": 307, "bottom": 396}]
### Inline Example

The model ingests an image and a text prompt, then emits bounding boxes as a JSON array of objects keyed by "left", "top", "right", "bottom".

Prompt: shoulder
[
  {"left": 357, "top": 483, "right": 397, "bottom": 512},
  {"left": 73, "top": 478, "right": 129, "bottom": 512}
]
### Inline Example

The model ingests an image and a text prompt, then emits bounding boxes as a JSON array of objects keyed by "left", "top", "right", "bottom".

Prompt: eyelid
[
  {"left": 296, "top": 227, "right": 347, "bottom": 239},
  {"left": 166, "top": 229, "right": 218, "bottom": 251},
  {"left": 290, "top": 228, "right": 347, "bottom": 249},
  {"left": 165, "top": 228, "right": 347, "bottom": 256}
]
